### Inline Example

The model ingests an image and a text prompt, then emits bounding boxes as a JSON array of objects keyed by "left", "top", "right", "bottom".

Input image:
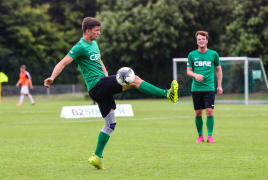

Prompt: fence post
[
  {"left": 72, "top": 84, "right": 75, "bottom": 95},
  {"left": 47, "top": 88, "right": 50, "bottom": 98},
  {"left": 244, "top": 58, "right": 248, "bottom": 105}
]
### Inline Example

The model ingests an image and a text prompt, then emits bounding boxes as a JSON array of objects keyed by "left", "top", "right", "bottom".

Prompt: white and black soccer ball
[{"left": 116, "top": 67, "right": 135, "bottom": 86}]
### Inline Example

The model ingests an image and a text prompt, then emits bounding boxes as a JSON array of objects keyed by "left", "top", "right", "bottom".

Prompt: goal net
[{"left": 173, "top": 57, "right": 268, "bottom": 104}]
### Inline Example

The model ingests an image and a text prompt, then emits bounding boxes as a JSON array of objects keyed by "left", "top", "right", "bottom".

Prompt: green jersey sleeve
[
  {"left": 187, "top": 53, "right": 193, "bottom": 67},
  {"left": 68, "top": 44, "right": 84, "bottom": 60},
  {"left": 214, "top": 52, "right": 221, "bottom": 66}
]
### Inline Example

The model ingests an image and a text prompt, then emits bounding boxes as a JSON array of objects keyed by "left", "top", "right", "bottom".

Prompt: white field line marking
[
  {"left": 0, "top": 117, "right": 181, "bottom": 125},
  {"left": 0, "top": 111, "right": 58, "bottom": 113},
  {"left": 0, "top": 106, "right": 267, "bottom": 113},
  {"left": 0, "top": 114, "right": 266, "bottom": 125}
]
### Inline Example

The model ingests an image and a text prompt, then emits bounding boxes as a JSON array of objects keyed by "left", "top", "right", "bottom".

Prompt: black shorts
[
  {"left": 191, "top": 91, "right": 215, "bottom": 110},
  {"left": 89, "top": 75, "right": 122, "bottom": 118}
]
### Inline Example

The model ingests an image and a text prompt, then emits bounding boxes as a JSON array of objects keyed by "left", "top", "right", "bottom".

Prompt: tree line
[{"left": 1, "top": 0, "right": 268, "bottom": 93}]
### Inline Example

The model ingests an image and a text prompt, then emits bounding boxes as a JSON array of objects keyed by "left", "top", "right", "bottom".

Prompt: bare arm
[
  {"left": 16, "top": 79, "right": 21, "bottom": 87},
  {"left": 44, "top": 55, "right": 74, "bottom": 88},
  {"left": 100, "top": 60, "right": 108, "bottom": 77},
  {"left": 187, "top": 67, "right": 204, "bottom": 82},
  {"left": 29, "top": 79, "right": 33, "bottom": 89},
  {"left": 216, "top": 65, "right": 223, "bottom": 95}
]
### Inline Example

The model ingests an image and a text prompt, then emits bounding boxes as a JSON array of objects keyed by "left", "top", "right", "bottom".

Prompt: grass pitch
[{"left": 0, "top": 94, "right": 268, "bottom": 179}]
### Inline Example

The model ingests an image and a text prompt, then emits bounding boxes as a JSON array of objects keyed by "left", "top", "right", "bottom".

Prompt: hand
[
  {"left": 194, "top": 74, "right": 204, "bottom": 82},
  {"left": 16, "top": 83, "right": 19, "bottom": 87},
  {"left": 30, "top": 85, "right": 33, "bottom": 89},
  {"left": 44, "top": 77, "right": 54, "bottom": 88},
  {"left": 217, "top": 86, "right": 223, "bottom": 96}
]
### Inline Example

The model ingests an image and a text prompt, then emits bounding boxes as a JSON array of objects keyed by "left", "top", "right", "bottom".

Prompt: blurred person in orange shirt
[{"left": 16, "top": 65, "right": 35, "bottom": 106}]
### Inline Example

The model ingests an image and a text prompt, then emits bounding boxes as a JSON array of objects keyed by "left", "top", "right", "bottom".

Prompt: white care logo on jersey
[
  {"left": 194, "top": 61, "right": 211, "bottom": 67},
  {"left": 90, "top": 54, "right": 101, "bottom": 61}
]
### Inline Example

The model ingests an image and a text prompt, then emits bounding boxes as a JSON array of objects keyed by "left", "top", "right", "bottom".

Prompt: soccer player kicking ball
[
  {"left": 16, "top": 65, "right": 35, "bottom": 106},
  {"left": 44, "top": 17, "right": 178, "bottom": 169},
  {"left": 187, "top": 31, "right": 223, "bottom": 143}
]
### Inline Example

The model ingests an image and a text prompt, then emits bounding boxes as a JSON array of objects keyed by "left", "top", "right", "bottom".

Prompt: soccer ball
[{"left": 116, "top": 67, "right": 135, "bottom": 86}]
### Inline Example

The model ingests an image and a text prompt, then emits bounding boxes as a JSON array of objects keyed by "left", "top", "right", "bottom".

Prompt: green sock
[
  {"left": 138, "top": 81, "right": 167, "bottom": 98},
  {"left": 207, "top": 116, "right": 214, "bottom": 137},
  {"left": 94, "top": 131, "right": 110, "bottom": 158},
  {"left": 195, "top": 116, "right": 203, "bottom": 137}
]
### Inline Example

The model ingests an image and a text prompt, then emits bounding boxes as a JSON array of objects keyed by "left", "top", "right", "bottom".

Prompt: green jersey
[
  {"left": 187, "top": 49, "right": 220, "bottom": 92},
  {"left": 68, "top": 38, "right": 105, "bottom": 91}
]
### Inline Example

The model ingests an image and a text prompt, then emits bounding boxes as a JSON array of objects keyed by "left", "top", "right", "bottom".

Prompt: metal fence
[{"left": 1, "top": 84, "right": 86, "bottom": 96}]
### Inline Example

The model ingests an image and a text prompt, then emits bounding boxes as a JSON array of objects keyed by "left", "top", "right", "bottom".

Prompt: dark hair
[
  {"left": 21, "top": 65, "right": 26, "bottom": 69},
  {"left": 195, "top": 31, "right": 209, "bottom": 40},
  {"left": 82, "top": 17, "right": 102, "bottom": 33}
]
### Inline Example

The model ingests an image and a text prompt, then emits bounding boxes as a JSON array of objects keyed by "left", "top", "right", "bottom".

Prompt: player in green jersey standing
[
  {"left": 44, "top": 17, "right": 179, "bottom": 169},
  {"left": 187, "top": 31, "right": 223, "bottom": 143}
]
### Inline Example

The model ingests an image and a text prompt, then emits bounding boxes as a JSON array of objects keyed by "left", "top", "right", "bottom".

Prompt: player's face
[
  {"left": 20, "top": 68, "right": 25, "bottom": 72},
  {"left": 196, "top": 35, "right": 208, "bottom": 48},
  {"left": 89, "top": 26, "right": 101, "bottom": 40}
]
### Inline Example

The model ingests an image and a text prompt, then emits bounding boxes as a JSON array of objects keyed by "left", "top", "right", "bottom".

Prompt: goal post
[{"left": 173, "top": 57, "right": 268, "bottom": 105}]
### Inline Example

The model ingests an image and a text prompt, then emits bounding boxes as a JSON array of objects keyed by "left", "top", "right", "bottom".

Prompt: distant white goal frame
[{"left": 173, "top": 57, "right": 268, "bottom": 105}]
